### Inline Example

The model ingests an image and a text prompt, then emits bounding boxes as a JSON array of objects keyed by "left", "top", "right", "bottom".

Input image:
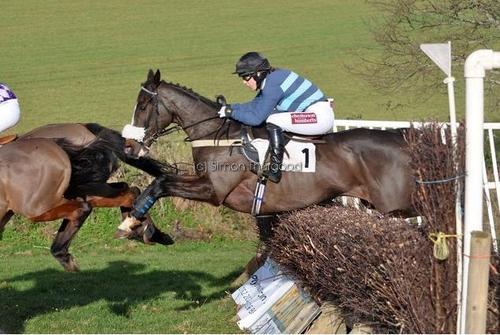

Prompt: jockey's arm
[{"left": 231, "top": 90, "right": 282, "bottom": 126}]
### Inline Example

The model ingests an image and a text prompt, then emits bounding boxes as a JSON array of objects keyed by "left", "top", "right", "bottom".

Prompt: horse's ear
[
  {"left": 147, "top": 69, "right": 155, "bottom": 81},
  {"left": 154, "top": 69, "right": 161, "bottom": 84}
]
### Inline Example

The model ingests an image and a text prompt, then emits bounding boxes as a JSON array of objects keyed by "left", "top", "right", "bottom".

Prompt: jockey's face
[{"left": 242, "top": 76, "right": 258, "bottom": 91}]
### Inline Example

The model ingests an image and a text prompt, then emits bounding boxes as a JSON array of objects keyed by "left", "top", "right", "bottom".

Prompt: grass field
[
  {"left": 2, "top": 0, "right": 462, "bottom": 135},
  {"left": 0, "top": 237, "right": 257, "bottom": 333},
  {"left": 0, "top": 0, "right": 490, "bottom": 333}
]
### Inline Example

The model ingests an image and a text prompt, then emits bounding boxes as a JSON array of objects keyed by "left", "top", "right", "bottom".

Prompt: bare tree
[{"left": 352, "top": 0, "right": 500, "bottom": 114}]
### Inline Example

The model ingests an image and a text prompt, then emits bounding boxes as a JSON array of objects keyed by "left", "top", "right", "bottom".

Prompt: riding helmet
[{"left": 233, "top": 52, "right": 272, "bottom": 77}]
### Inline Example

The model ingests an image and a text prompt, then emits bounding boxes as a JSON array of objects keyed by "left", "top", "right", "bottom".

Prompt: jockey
[
  {"left": 218, "top": 52, "right": 334, "bottom": 183},
  {"left": 0, "top": 83, "right": 21, "bottom": 133}
]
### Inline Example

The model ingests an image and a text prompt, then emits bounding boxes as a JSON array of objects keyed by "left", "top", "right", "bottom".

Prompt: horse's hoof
[
  {"left": 142, "top": 222, "right": 175, "bottom": 246},
  {"left": 143, "top": 231, "right": 175, "bottom": 246},
  {"left": 118, "top": 216, "right": 140, "bottom": 232},
  {"left": 64, "top": 264, "right": 80, "bottom": 272},
  {"left": 62, "top": 256, "right": 80, "bottom": 272},
  {"left": 114, "top": 229, "right": 131, "bottom": 239},
  {"left": 155, "top": 232, "right": 175, "bottom": 246}
]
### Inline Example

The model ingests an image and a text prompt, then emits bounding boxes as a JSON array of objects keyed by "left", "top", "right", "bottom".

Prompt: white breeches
[
  {"left": 0, "top": 99, "right": 20, "bottom": 133},
  {"left": 266, "top": 100, "right": 334, "bottom": 135}
]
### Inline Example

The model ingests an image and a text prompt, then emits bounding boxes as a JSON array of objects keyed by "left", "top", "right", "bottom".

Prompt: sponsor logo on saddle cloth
[{"left": 251, "top": 138, "right": 316, "bottom": 173}]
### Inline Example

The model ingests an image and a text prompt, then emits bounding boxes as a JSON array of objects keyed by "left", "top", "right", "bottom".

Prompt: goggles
[{"left": 239, "top": 73, "right": 255, "bottom": 82}]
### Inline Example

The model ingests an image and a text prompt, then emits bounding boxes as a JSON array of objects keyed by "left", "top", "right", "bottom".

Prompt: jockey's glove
[{"left": 218, "top": 105, "right": 232, "bottom": 118}]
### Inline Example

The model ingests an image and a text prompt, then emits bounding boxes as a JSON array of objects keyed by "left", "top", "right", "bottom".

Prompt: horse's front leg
[
  {"left": 117, "top": 174, "right": 218, "bottom": 236},
  {"left": 118, "top": 186, "right": 175, "bottom": 246},
  {"left": 84, "top": 183, "right": 175, "bottom": 245}
]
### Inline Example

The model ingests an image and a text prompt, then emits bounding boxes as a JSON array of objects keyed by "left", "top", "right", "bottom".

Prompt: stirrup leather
[{"left": 263, "top": 150, "right": 284, "bottom": 183}]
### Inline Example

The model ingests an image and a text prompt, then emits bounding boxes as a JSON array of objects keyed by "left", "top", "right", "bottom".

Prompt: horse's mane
[{"left": 160, "top": 80, "right": 220, "bottom": 110}]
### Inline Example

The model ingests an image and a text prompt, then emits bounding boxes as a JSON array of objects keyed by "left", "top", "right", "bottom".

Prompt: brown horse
[
  {"left": 0, "top": 123, "right": 175, "bottom": 272},
  {"left": 118, "top": 69, "right": 416, "bottom": 233}
]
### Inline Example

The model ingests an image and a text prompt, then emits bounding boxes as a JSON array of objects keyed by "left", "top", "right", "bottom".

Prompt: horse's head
[
  {"left": 122, "top": 69, "right": 225, "bottom": 157},
  {"left": 122, "top": 69, "right": 175, "bottom": 157}
]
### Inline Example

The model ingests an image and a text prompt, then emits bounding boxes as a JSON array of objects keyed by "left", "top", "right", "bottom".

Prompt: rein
[
  {"left": 139, "top": 86, "right": 325, "bottom": 148},
  {"left": 182, "top": 115, "right": 223, "bottom": 142}
]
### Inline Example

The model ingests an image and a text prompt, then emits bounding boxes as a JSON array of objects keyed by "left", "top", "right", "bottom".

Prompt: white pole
[
  {"left": 445, "top": 78, "right": 457, "bottom": 137},
  {"left": 461, "top": 49, "right": 500, "bottom": 333},
  {"left": 445, "top": 42, "right": 458, "bottom": 140},
  {"left": 462, "top": 77, "right": 485, "bottom": 333}
]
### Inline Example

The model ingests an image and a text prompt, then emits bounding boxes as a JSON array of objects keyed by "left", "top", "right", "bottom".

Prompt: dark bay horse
[
  {"left": 118, "top": 69, "right": 416, "bottom": 233},
  {"left": 0, "top": 123, "right": 174, "bottom": 272}
]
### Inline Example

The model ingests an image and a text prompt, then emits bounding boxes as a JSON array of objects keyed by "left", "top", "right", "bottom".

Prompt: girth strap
[
  {"left": 251, "top": 176, "right": 268, "bottom": 216},
  {"left": 190, "top": 139, "right": 242, "bottom": 147}
]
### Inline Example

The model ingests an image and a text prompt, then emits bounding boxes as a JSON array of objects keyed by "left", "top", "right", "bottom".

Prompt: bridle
[
  {"left": 130, "top": 85, "right": 226, "bottom": 145},
  {"left": 138, "top": 86, "right": 179, "bottom": 147}
]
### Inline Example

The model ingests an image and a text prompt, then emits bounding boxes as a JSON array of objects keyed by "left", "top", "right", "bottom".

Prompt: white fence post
[{"left": 462, "top": 49, "right": 500, "bottom": 333}]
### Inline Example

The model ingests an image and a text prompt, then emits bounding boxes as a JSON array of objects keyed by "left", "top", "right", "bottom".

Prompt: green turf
[
  {"left": 0, "top": 238, "right": 256, "bottom": 333},
  {"left": 1, "top": 0, "right": 460, "bottom": 136}
]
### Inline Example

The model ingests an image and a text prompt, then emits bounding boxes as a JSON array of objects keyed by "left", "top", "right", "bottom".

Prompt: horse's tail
[
  {"left": 55, "top": 138, "right": 120, "bottom": 187},
  {"left": 55, "top": 141, "right": 129, "bottom": 199},
  {"left": 83, "top": 123, "right": 177, "bottom": 176}
]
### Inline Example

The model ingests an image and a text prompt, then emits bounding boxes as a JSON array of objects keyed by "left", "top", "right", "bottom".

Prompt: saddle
[
  {"left": 0, "top": 134, "right": 17, "bottom": 145},
  {"left": 240, "top": 127, "right": 279, "bottom": 173}
]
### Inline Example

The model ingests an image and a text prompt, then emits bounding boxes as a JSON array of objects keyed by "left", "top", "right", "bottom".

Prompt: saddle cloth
[
  {"left": 243, "top": 138, "right": 316, "bottom": 173},
  {"left": 0, "top": 134, "right": 17, "bottom": 145}
]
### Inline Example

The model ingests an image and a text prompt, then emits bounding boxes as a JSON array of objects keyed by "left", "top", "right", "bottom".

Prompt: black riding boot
[{"left": 265, "top": 123, "right": 285, "bottom": 183}]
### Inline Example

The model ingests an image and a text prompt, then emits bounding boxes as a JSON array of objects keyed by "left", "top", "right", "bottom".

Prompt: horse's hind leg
[
  {"left": 118, "top": 174, "right": 218, "bottom": 235},
  {"left": 0, "top": 196, "right": 12, "bottom": 240},
  {"left": 32, "top": 200, "right": 92, "bottom": 272},
  {"left": 0, "top": 210, "right": 14, "bottom": 240},
  {"left": 51, "top": 218, "right": 87, "bottom": 272},
  {"left": 255, "top": 214, "right": 278, "bottom": 242}
]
